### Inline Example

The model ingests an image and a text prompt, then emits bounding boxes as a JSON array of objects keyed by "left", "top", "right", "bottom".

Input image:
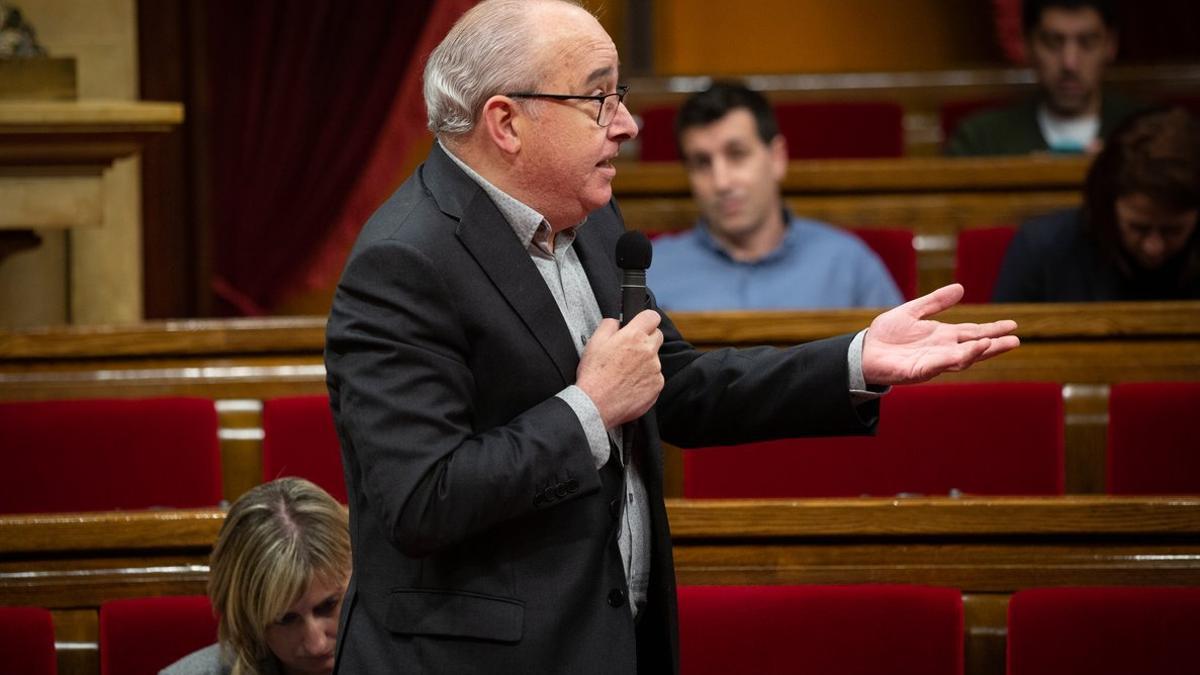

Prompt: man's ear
[
  {"left": 480, "top": 95, "right": 522, "bottom": 155},
  {"left": 769, "top": 134, "right": 788, "bottom": 181}
]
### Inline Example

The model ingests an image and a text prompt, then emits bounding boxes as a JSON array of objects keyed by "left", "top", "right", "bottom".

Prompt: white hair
[{"left": 423, "top": 0, "right": 588, "bottom": 139}]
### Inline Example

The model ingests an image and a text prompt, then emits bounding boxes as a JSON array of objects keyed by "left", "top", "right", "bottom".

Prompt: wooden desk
[
  {"left": 612, "top": 155, "right": 1088, "bottom": 295},
  {"left": 2, "top": 497, "right": 1197, "bottom": 675}
]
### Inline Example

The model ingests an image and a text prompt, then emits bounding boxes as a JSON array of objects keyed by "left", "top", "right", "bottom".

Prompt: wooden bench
[{"left": 3, "top": 497, "right": 1198, "bottom": 675}]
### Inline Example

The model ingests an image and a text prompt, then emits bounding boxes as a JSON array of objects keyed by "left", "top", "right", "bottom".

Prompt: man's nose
[
  {"left": 609, "top": 101, "right": 638, "bottom": 141},
  {"left": 711, "top": 158, "right": 733, "bottom": 191},
  {"left": 1061, "top": 41, "right": 1082, "bottom": 71}
]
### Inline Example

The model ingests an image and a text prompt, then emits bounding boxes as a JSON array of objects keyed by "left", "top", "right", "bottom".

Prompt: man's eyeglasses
[{"left": 505, "top": 84, "right": 630, "bottom": 127}]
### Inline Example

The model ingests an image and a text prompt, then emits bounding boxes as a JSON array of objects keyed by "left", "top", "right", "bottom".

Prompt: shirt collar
[
  {"left": 695, "top": 208, "right": 796, "bottom": 264},
  {"left": 441, "top": 142, "right": 581, "bottom": 256}
]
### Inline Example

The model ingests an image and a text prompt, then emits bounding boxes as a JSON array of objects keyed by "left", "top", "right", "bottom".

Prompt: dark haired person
[
  {"left": 648, "top": 82, "right": 901, "bottom": 310},
  {"left": 947, "top": 0, "right": 1141, "bottom": 156},
  {"left": 993, "top": 107, "right": 1200, "bottom": 301}
]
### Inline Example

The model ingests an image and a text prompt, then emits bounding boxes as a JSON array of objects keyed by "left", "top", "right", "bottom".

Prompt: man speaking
[{"left": 324, "top": 1, "right": 1019, "bottom": 672}]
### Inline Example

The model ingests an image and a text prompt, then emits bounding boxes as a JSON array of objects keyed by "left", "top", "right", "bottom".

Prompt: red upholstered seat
[
  {"left": 1007, "top": 587, "right": 1200, "bottom": 675},
  {"left": 1107, "top": 382, "right": 1200, "bottom": 495},
  {"left": 638, "top": 100, "right": 904, "bottom": 162},
  {"left": 100, "top": 595, "right": 218, "bottom": 675},
  {"left": 956, "top": 226, "right": 1017, "bottom": 303},
  {"left": 850, "top": 228, "right": 917, "bottom": 300},
  {"left": 0, "top": 397, "right": 221, "bottom": 514},
  {"left": 679, "top": 585, "right": 963, "bottom": 675},
  {"left": 683, "top": 382, "right": 1064, "bottom": 498},
  {"left": 0, "top": 606, "right": 57, "bottom": 675},
  {"left": 262, "top": 395, "right": 346, "bottom": 502}
]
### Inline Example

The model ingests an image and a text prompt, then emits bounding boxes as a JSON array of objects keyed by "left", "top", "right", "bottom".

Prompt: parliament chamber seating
[
  {"left": 0, "top": 605, "right": 58, "bottom": 675},
  {"left": 939, "top": 97, "right": 1012, "bottom": 148},
  {"left": 678, "top": 584, "right": 962, "bottom": 675},
  {"left": 1107, "top": 382, "right": 1200, "bottom": 495},
  {"left": 262, "top": 395, "right": 347, "bottom": 502},
  {"left": 0, "top": 397, "right": 222, "bottom": 514},
  {"left": 638, "top": 100, "right": 905, "bottom": 162},
  {"left": 1006, "top": 586, "right": 1200, "bottom": 675},
  {"left": 955, "top": 226, "right": 1017, "bottom": 303},
  {"left": 683, "top": 381, "right": 1064, "bottom": 498},
  {"left": 99, "top": 595, "right": 217, "bottom": 675},
  {"left": 849, "top": 227, "right": 918, "bottom": 300}
]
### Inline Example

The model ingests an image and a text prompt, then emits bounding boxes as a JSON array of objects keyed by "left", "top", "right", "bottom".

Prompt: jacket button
[
  {"left": 566, "top": 479, "right": 579, "bottom": 493},
  {"left": 607, "top": 588, "right": 626, "bottom": 608},
  {"left": 555, "top": 483, "right": 568, "bottom": 498}
]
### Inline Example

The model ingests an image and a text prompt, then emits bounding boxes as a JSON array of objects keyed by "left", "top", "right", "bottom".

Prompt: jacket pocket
[{"left": 385, "top": 588, "right": 524, "bottom": 643}]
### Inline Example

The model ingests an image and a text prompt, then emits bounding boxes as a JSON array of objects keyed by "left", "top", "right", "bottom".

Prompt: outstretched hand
[{"left": 862, "top": 284, "right": 1019, "bottom": 386}]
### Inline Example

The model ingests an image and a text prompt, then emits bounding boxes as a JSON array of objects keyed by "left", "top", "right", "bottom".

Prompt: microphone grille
[{"left": 615, "top": 231, "right": 652, "bottom": 270}]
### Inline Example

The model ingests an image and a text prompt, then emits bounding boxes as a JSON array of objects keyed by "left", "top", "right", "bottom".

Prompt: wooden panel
[{"left": 53, "top": 608, "right": 98, "bottom": 675}]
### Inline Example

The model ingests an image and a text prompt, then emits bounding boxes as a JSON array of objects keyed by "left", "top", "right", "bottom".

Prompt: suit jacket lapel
[
  {"left": 575, "top": 218, "right": 620, "bottom": 321},
  {"left": 424, "top": 145, "right": 580, "bottom": 386}
]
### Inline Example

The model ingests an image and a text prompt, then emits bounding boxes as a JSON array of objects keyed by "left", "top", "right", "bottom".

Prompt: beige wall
[{"left": 0, "top": 0, "right": 141, "bottom": 327}]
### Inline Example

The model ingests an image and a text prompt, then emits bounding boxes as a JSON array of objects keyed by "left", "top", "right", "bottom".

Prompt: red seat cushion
[
  {"left": 1108, "top": 382, "right": 1200, "bottom": 494},
  {"left": 956, "top": 226, "right": 1017, "bottom": 303},
  {"left": 0, "top": 606, "right": 57, "bottom": 675},
  {"left": 0, "top": 398, "right": 222, "bottom": 514},
  {"left": 1008, "top": 587, "right": 1200, "bottom": 675},
  {"left": 262, "top": 395, "right": 346, "bottom": 502},
  {"left": 100, "top": 595, "right": 217, "bottom": 675},
  {"left": 684, "top": 382, "right": 1064, "bottom": 498},
  {"left": 850, "top": 228, "right": 917, "bottom": 300},
  {"left": 679, "top": 585, "right": 962, "bottom": 675}
]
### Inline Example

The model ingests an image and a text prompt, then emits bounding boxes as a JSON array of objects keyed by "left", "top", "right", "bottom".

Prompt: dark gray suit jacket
[{"left": 324, "top": 144, "right": 877, "bottom": 674}]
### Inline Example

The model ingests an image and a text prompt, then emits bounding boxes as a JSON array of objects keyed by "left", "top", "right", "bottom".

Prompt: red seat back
[
  {"left": 1107, "top": 382, "right": 1200, "bottom": 495},
  {"left": 679, "top": 585, "right": 963, "bottom": 675},
  {"left": 0, "top": 398, "right": 222, "bottom": 514},
  {"left": 956, "top": 226, "right": 1017, "bottom": 303},
  {"left": 850, "top": 228, "right": 917, "bottom": 300},
  {"left": 639, "top": 100, "right": 904, "bottom": 162},
  {"left": 1008, "top": 587, "right": 1200, "bottom": 675},
  {"left": 0, "top": 606, "right": 57, "bottom": 675},
  {"left": 262, "top": 395, "right": 346, "bottom": 502},
  {"left": 100, "top": 595, "right": 217, "bottom": 675},
  {"left": 684, "top": 382, "right": 1064, "bottom": 498}
]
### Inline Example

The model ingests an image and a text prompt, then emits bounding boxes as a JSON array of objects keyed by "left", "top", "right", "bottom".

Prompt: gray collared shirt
[{"left": 443, "top": 144, "right": 651, "bottom": 617}]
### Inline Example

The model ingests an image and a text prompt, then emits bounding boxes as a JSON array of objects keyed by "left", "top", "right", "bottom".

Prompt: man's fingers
[
  {"left": 591, "top": 318, "right": 620, "bottom": 341},
  {"left": 955, "top": 319, "right": 1018, "bottom": 343},
  {"left": 902, "top": 283, "right": 964, "bottom": 320},
  {"left": 626, "top": 308, "right": 662, "bottom": 333},
  {"left": 975, "top": 335, "right": 1021, "bottom": 362}
]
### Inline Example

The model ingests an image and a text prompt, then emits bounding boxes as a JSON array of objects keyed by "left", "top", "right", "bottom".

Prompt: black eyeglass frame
[{"left": 505, "top": 84, "right": 630, "bottom": 127}]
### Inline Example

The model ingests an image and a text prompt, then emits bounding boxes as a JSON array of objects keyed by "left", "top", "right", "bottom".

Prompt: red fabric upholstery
[
  {"left": 262, "top": 395, "right": 347, "bottom": 502},
  {"left": 100, "top": 595, "right": 217, "bottom": 675},
  {"left": 1007, "top": 587, "right": 1200, "bottom": 675},
  {"left": 679, "top": 585, "right": 963, "bottom": 675},
  {"left": 956, "top": 226, "right": 1017, "bottom": 303},
  {"left": 0, "top": 397, "right": 221, "bottom": 514},
  {"left": 1108, "top": 382, "right": 1200, "bottom": 494},
  {"left": 684, "top": 382, "right": 1064, "bottom": 498},
  {"left": 0, "top": 606, "right": 57, "bottom": 675},
  {"left": 850, "top": 228, "right": 918, "bottom": 300},
  {"left": 940, "top": 97, "right": 1014, "bottom": 145},
  {"left": 638, "top": 100, "right": 904, "bottom": 162}
]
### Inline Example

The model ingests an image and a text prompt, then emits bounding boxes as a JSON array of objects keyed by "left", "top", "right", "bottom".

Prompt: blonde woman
[{"left": 162, "top": 477, "right": 350, "bottom": 675}]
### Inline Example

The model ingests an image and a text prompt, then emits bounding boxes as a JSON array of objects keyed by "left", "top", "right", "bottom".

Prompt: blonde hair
[{"left": 208, "top": 478, "right": 350, "bottom": 675}]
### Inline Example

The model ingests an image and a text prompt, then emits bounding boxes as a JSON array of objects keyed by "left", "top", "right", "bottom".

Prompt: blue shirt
[{"left": 648, "top": 215, "right": 904, "bottom": 310}]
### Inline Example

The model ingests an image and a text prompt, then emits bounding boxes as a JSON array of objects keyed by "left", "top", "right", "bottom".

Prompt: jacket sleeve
[{"left": 325, "top": 237, "right": 601, "bottom": 558}]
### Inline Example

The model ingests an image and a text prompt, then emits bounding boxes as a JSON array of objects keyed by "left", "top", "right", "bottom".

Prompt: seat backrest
[
  {"left": 956, "top": 226, "right": 1017, "bottom": 303},
  {"left": 679, "top": 585, "right": 962, "bottom": 675},
  {"left": 0, "top": 397, "right": 222, "bottom": 514},
  {"left": 638, "top": 100, "right": 905, "bottom": 162},
  {"left": 100, "top": 595, "right": 218, "bottom": 675},
  {"left": 683, "top": 382, "right": 1064, "bottom": 498},
  {"left": 850, "top": 228, "right": 918, "bottom": 300},
  {"left": 1107, "top": 382, "right": 1200, "bottom": 495},
  {"left": 262, "top": 395, "right": 347, "bottom": 502},
  {"left": 1008, "top": 586, "right": 1200, "bottom": 675},
  {"left": 0, "top": 606, "right": 57, "bottom": 675}
]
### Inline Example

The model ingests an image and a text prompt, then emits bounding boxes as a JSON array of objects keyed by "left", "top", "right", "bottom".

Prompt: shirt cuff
[
  {"left": 849, "top": 328, "right": 890, "bottom": 403},
  {"left": 557, "top": 385, "right": 611, "bottom": 469}
]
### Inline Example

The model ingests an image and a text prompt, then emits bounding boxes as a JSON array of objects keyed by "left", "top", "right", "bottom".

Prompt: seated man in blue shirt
[{"left": 649, "top": 82, "right": 903, "bottom": 310}]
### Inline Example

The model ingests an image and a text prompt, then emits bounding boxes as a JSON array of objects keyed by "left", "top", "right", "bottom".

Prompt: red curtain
[{"left": 205, "top": 1, "right": 436, "bottom": 315}]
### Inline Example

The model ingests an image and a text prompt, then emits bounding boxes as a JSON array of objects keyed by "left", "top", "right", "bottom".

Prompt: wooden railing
[{"left": 3, "top": 497, "right": 1198, "bottom": 675}]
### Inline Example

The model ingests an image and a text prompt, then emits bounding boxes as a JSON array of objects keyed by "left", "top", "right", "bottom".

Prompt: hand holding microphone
[{"left": 575, "top": 232, "right": 663, "bottom": 429}]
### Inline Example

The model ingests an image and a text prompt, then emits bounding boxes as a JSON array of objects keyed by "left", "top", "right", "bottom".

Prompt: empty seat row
[{"left": 1, "top": 381, "right": 1196, "bottom": 515}]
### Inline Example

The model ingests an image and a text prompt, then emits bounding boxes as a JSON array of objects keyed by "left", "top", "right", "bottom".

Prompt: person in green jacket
[{"left": 947, "top": 0, "right": 1141, "bottom": 157}]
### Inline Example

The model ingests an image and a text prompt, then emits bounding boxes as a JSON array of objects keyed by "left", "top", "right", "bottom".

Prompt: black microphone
[{"left": 616, "top": 231, "right": 652, "bottom": 327}]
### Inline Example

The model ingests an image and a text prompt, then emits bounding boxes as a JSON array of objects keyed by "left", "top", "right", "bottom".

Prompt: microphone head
[{"left": 616, "top": 231, "right": 652, "bottom": 271}]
